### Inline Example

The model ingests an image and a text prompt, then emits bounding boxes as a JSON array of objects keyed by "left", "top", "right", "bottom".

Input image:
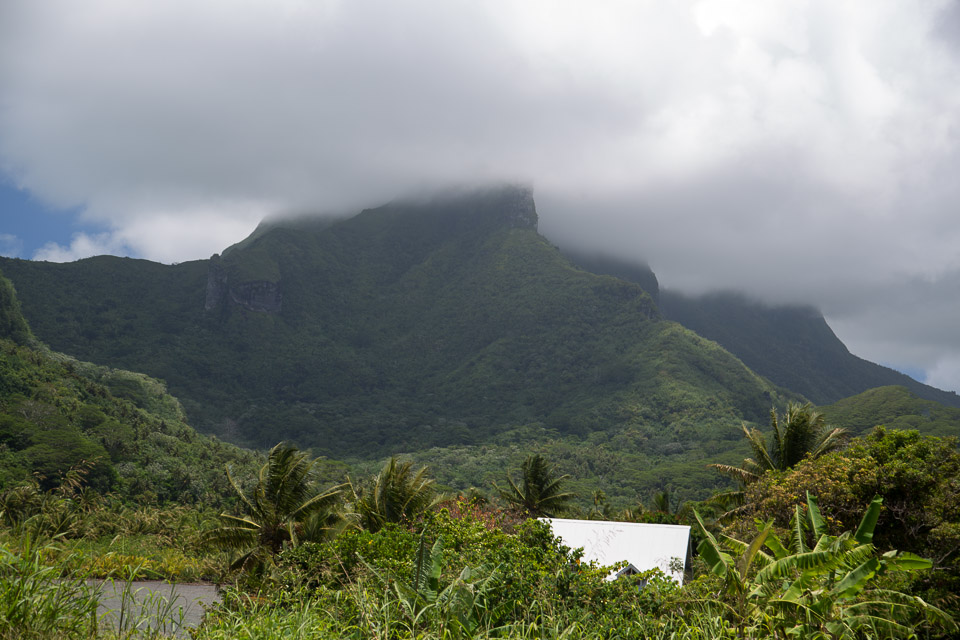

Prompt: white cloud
[
  {"left": 33, "top": 232, "right": 129, "bottom": 263},
  {"left": 114, "top": 206, "right": 265, "bottom": 263},
  {"left": 0, "top": 234, "right": 22, "bottom": 258}
]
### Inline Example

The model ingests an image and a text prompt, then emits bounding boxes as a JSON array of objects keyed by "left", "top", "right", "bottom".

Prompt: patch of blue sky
[
  {"left": 0, "top": 181, "right": 104, "bottom": 259},
  {"left": 882, "top": 363, "right": 927, "bottom": 385}
]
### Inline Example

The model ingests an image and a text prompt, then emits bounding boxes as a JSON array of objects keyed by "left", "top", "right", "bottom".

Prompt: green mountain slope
[
  {"left": 559, "top": 250, "right": 660, "bottom": 303},
  {"left": 0, "top": 187, "right": 789, "bottom": 464},
  {"left": 659, "top": 291, "right": 960, "bottom": 408},
  {"left": 819, "top": 385, "right": 960, "bottom": 437},
  {"left": 0, "top": 270, "right": 258, "bottom": 503}
]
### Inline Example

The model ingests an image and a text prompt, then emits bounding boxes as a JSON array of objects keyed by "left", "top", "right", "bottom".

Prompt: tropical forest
[{"left": 2, "top": 187, "right": 960, "bottom": 638}]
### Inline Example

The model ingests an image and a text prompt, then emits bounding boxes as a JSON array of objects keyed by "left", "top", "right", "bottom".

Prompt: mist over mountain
[
  {"left": 557, "top": 250, "right": 660, "bottom": 304},
  {"left": 1, "top": 187, "right": 787, "bottom": 459}
]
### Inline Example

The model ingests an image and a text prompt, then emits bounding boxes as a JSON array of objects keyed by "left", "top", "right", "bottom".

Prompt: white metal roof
[{"left": 542, "top": 518, "right": 690, "bottom": 584}]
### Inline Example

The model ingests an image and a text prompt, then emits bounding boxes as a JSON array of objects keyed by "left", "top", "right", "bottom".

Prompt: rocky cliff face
[
  {"left": 496, "top": 184, "right": 538, "bottom": 230},
  {"left": 228, "top": 280, "right": 282, "bottom": 312},
  {"left": 204, "top": 256, "right": 282, "bottom": 313},
  {"left": 203, "top": 258, "right": 227, "bottom": 311}
]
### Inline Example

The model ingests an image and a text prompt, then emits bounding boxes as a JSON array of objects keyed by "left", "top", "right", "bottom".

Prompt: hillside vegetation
[
  {"left": 0, "top": 270, "right": 259, "bottom": 504},
  {"left": 819, "top": 384, "right": 960, "bottom": 437}
]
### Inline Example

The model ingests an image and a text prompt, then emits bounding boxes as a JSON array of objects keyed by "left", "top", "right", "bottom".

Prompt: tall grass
[
  {"left": 193, "top": 579, "right": 739, "bottom": 640},
  {"left": 0, "top": 536, "right": 100, "bottom": 639}
]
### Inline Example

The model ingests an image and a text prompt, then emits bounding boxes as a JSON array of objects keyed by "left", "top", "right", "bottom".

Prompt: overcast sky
[{"left": 2, "top": 0, "right": 960, "bottom": 395}]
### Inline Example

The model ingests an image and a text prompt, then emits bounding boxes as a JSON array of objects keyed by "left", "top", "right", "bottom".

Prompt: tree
[
  {"left": 710, "top": 403, "right": 847, "bottom": 506},
  {"left": 352, "top": 457, "right": 441, "bottom": 532},
  {"left": 206, "top": 442, "right": 344, "bottom": 571},
  {"left": 496, "top": 454, "right": 575, "bottom": 517}
]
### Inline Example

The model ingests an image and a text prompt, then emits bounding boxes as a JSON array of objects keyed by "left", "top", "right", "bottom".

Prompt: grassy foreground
[{"left": 1, "top": 498, "right": 956, "bottom": 639}]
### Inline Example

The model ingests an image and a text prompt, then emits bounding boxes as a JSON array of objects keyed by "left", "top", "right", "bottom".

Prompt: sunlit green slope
[{"left": 819, "top": 385, "right": 960, "bottom": 437}]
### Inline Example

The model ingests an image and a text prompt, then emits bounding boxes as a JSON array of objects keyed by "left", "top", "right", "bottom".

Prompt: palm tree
[
  {"left": 712, "top": 403, "right": 847, "bottom": 485},
  {"left": 652, "top": 489, "right": 673, "bottom": 515},
  {"left": 709, "top": 403, "right": 847, "bottom": 512},
  {"left": 206, "top": 442, "right": 344, "bottom": 571},
  {"left": 496, "top": 454, "right": 575, "bottom": 517},
  {"left": 352, "top": 457, "right": 441, "bottom": 532}
]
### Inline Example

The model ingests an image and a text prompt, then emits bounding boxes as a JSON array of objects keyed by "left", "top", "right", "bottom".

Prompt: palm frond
[
  {"left": 204, "top": 524, "right": 260, "bottom": 552},
  {"left": 707, "top": 463, "right": 759, "bottom": 486},
  {"left": 226, "top": 465, "right": 258, "bottom": 517},
  {"left": 742, "top": 425, "right": 777, "bottom": 473},
  {"left": 287, "top": 484, "right": 345, "bottom": 522},
  {"left": 811, "top": 427, "right": 849, "bottom": 458}
]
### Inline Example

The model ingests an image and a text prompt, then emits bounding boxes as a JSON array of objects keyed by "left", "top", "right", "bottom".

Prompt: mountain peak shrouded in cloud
[{"left": 2, "top": 0, "right": 960, "bottom": 393}]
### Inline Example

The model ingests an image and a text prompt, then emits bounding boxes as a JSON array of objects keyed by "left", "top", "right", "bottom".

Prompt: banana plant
[
  {"left": 360, "top": 530, "right": 500, "bottom": 637},
  {"left": 695, "top": 493, "right": 956, "bottom": 638}
]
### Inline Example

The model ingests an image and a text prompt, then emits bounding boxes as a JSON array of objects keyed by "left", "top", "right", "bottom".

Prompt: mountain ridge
[{"left": 819, "top": 384, "right": 960, "bottom": 437}]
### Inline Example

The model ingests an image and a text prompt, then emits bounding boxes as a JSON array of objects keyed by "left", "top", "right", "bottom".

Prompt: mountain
[
  {"left": 657, "top": 291, "right": 960, "bottom": 408},
  {"left": 0, "top": 186, "right": 788, "bottom": 467},
  {"left": 0, "top": 269, "right": 259, "bottom": 502},
  {"left": 819, "top": 385, "right": 960, "bottom": 437}
]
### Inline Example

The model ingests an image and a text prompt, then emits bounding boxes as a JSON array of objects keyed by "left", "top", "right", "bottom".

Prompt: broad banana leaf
[
  {"left": 832, "top": 557, "right": 880, "bottom": 598},
  {"left": 853, "top": 496, "right": 882, "bottom": 544},
  {"left": 757, "top": 549, "right": 841, "bottom": 583},
  {"left": 805, "top": 492, "right": 826, "bottom": 540},
  {"left": 737, "top": 521, "right": 773, "bottom": 581}
]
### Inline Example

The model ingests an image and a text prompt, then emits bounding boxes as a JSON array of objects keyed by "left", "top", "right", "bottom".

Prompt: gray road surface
[{"left": 91, "top": 579, "right": 220, "bottom": 638}]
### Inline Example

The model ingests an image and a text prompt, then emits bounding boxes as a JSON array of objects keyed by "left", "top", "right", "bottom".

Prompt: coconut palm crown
[
  {"left": 711, "top": 402, "right": 848, "bottom": 488},
  {"left": 352, "top": 457, "right": 441, "bottom": 533},
  {"left": 708, "top": 403, "right": 848, "bottom": 520},
  {"left": 497, "top": 454, "right": 576, "bottom": 517},
  {"left": 206, "top": 442, "right": 344, "bottom": 571}
]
